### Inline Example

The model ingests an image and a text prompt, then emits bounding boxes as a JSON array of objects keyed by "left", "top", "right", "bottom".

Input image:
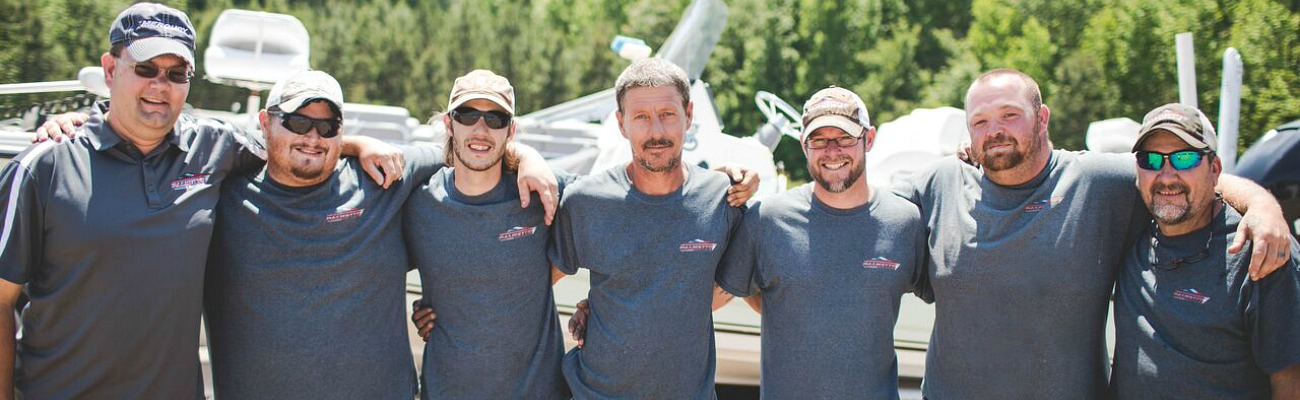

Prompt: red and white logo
[
  {"left": 1024, "top": 196, "right": 1065, "bottom": 213},
  {"left": 498, "top": 226, "right": 538, "bottom": 241},
  {"left": 170, "top": 173, "right": 210, "bottom": 190},
  {"left": 1173, "top": 288, "right": 1211, "bottom": 304},
  {"left": 679, "top": 239, "right": 718, "bottom": 252},
  {"left": 862, "top": 257, "right": 901, "bottom": 270},
  {"left": 325, "top": 208, "right": 364, "bottom": 223}
]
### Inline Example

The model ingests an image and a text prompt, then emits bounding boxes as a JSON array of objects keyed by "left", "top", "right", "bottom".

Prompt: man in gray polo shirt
[
  {"left": 896, "top": 68, "right": 1292, "bottom": 399},
  {"left": 0, "top": 4, "right": 263, "bottom": 398},
  {"left": 202, "top": 69, "right": 558, "bottom": 399},
  {"left": 548, "top": 58, "right": 743, "bottom": 399},
  {"left": 403, "top": 69, "right": 575, "bottom": 399},
  {"left": 1112, "top": 103, "right": 1300, "bottom": 399},
  {"left": 717, "top": 86, "right": 927, "bottom": 400}
]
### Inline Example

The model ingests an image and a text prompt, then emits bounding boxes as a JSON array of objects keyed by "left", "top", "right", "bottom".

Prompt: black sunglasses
[
  {"left": 131, "top": 62, "right": 193, "bottom": 84},
  {"left": 449, "top": 107, "right": 511, "bottom": 129},
  {"left": 269, "top": 110, "right": 341, "bottom": 138},
  {"left": 1135, "top": 149, "right": 1213, "bottom": 171}
]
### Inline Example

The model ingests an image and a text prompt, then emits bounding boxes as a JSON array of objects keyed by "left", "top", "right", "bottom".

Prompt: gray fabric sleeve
[
  {"left": 211, "top": 117, "right": 268, "bottom": 175},
  {"left": 909, "top": 214, "right": 934, "bottom": 303},
  {"left": 716, "top": 203, "right": 762, "bottom": 297},
  {"left": 0, "top": 145, "right": 51, "bottom": 285},
  {"left": 401, "top": 144, "right": 446, "bottom": 184},
  {"left": 547, "top": 194, "right": 580, "bottom": 275},
  {"left": 1250, "top": 242, "right": 1300, "bottom": 373}
]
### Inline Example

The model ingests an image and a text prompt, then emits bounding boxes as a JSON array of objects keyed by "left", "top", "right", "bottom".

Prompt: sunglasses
[
  {"left": 1135, "top": 149, "right": 1213, "bottom": 171},
  {"left": 805, "top": 135, "right": 861, "bottom": 150},
  {"left": 131, "top": 62, "right": 194, "bottom": 84},
  {"left": 449, "top": 107, "right": 511, "bottom": 129},
  {"left": 269, "top": 110, "right": 341, "bottom": 138}
]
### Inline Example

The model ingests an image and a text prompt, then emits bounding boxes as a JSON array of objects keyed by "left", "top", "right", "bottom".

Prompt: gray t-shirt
[
  {"left": 549, "top": 164, "right": 743, "bottom": 400},
  {"left": 204, "top": 146, "right": 442, "bottom": 400},
  {"left": 0, "top": 102, "right": 262, "bottom": 399},
  {"left": 403, "top": 168, "right": 577, "bottom": 400},
  {"left": 716, "top": 184, "right": 927, "bottom": 400},
  {"left": 896, "top": 150, "right": 1142, "bottom": 399},
  {"left": 1113, "top": 206, "right": 1300, "bottom": 399}
]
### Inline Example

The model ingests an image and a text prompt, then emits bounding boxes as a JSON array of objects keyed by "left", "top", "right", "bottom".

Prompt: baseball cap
[
  {"left": 265, "top": 70, "right": 345, "bottom": 115},
  {"left": 109, "top": 3, "right": 197, "bottom": 65},
  {"left": 801, "top": 86, "right": 871, "bottom": 141},
  {"left": 447, "top": 70, "right": 515, "bottom": 114},
  {"left": 1132, "top": 103, "right": 1218, "bottom": 152}
]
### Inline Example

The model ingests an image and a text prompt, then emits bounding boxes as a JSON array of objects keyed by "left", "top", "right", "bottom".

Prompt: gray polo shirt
[
  {"left": 549, "top": 164, "right": 743, "bottom": 400},
  {"left": 403, "top": 168, "right": 578, "bottom": 400},
  {"left": 204, "top": 146, "right": 442, "bottom": 400},
  {"left": 0, "top": 102, "right": 262, "bottom": 399},
  {"left": 896, "top": 150, "right": 1142, "bottom": 399},
  {"left": 716, "top": 185, "right": 927, "bottom": 400},
  {"left": 1113, "top": 206, "right": 1300, "bottom": 399}
]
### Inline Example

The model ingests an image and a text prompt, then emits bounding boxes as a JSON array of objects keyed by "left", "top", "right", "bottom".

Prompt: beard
[
  {"left": 980, "top": 119, "right": 1044, "bottom": 172},
  {"left": 1148, "top": 181, "right": 1197, "bottom": 226},
  {"left": 634, "top": 138, "right": 681, "bottom": 173},
  {"left": 810, "top": 155, "right": 865, "bottom": 193}
]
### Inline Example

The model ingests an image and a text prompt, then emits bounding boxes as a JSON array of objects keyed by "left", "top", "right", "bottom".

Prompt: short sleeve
[
  {"left": 402, "top": 144, "right": 447, "bottom": 184},
  {"left": 1249, "top": 242, "right": 1300, "bottom": 373},
  {"left": 716, "top": 203, "right": 761, "bottom": 297},
  {"left": 0, "top": 144, "right": 54, "bottom": 285},
  {"left": 547, "top": 194, "right": 580, "bottom": 275}
]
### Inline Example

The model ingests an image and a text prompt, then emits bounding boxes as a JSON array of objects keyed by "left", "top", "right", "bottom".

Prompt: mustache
[
  {"left": 1150, "top": 181, "right": 1190, "bottom": 196},
  {"left": 982, "top": 136, "right": 1017, "bottom": 150},
  {"left": 642, "top": 138, "right": 674, "bottom": 149}
]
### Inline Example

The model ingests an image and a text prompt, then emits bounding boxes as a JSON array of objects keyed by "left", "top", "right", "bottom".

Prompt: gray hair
[{"left": 614, "top": 58, "right": 691, "bottom": 112}]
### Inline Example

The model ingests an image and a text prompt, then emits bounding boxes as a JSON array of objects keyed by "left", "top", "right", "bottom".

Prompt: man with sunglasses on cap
[
  {"left": 715, "top": 86, "right": 927, "bottom": 399},
  {"left": 895, "top": 69, "right": 1292, "bottom": 399},
  {"left": 1111, "top": 103, "right": 1300, "bottom": 399},
  {"left": 201, "top": 68, "right": 562, "bottom": 399}
]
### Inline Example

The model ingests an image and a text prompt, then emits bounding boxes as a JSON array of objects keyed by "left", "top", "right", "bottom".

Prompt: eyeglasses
[
  {"left": 131, "top": 62, "right": 193, "bottom": 84},
  {"left": 1148, "top": 220, "right": 1213, "bottom": 270},
  {"left": 269, "top": 110, "right": 341, "bottom": 138},
  {"left": 449, "top": 107, "right": 511, "bottom": 129},
  {"left": 1136, "top": 149, "right": 1213, "bottom": 171},
  {"left": 805, "top": 135, "right": 861, "bottom": 150}
]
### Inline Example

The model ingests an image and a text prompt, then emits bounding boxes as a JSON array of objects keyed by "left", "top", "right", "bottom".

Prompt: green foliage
[{"left": 3, "top": 0, "right": 1299, "bottom": 180}]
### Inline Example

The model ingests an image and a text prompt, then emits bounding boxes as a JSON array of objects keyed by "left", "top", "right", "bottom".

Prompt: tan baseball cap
[
  {"left": 265, "top": 70, "right": 344, "bottom": 114},
  {"left": 1133, "top": 103, "right": 1218, "bottom": 151},
  {"left": 801, "top": 86, "right": 871, "bottom": 141},
  {"left": 448, "top": 70, "right": 515, "bottom": 114}
]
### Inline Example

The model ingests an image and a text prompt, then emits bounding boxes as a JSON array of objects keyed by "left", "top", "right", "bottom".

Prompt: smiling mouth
[
  {"left": 293, "top": 146, "right": 326, "bottom": 156},
  {"left": 820, "top": 159, "right": 850, "bottom": 170}
]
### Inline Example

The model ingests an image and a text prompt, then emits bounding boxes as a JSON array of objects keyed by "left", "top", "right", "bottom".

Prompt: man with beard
[
  {"left": 202, "top": 70, "right": 558, "bottom": 399},
  {"left": 896, "top": 68, "right": 1293, "bottom": 399},
  {"left": 547, "top": 58, "right": 744, "bottom": 399},
  {"left": 716, "top": 87, "right": 927, "bottom": 399},
  {"left": 1111, "top": 103, "right": 1300, "bottom": 399}
]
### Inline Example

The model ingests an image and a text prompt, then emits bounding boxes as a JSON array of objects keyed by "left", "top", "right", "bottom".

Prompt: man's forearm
[
  {"left": 1219, "top": 174, "right": 1283, "bottom": 215},
  {"left": 1271, "top": 364, "right": 1300, "bottom": 400},
  {"left": 0, "top": 307, "right": 15, "bottom": 400}
]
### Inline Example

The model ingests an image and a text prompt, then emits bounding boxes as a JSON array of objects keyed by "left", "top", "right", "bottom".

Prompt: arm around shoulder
[{"left": 1219, "top": 174, "right": 1292, "bottom": 280}]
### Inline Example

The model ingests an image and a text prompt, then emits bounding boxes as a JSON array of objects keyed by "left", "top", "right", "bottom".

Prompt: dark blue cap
[{"left": 108, "top": 3, "right": 196, "bottom": 65}]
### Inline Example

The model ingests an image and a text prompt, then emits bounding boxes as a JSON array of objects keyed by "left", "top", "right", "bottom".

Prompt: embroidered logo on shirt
[
  {"left": 862, "top": 257, "right": 901, "bottom": 270},
  {"left": 1024, "top": 196, "right": 1065, "bottom": 213},
  {"left": 1173, "top": 288, "right": 1211, "bottom": 304},
  {"left": 679, "top": 239, "right": 718, "bottom": 252},
  {"left": 498, "top": 226, "right": 538, "bottom": 241},
  {"left": 325, "top": 208, "right": 364, "bottom": 223},
  {"left": 170, "top": 173, "right": 210, "bottom": 190}
]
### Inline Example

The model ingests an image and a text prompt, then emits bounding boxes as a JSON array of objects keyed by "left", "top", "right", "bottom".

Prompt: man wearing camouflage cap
[
  {"left": 717, "top": 86, "right": 928, "bottom": 399},
  {"left": 1112, "top": 103, "right": 1300, "bottom": 399}
]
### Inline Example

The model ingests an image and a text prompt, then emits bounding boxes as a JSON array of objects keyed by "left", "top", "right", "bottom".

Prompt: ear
[
  {"left": 506, "top": 121, "right": 517, "bottom": 142},
  {"left": 258, "top": 110, "right": 272, "bottom": 140},
  {"left": 616, "top": 111, "right": 630, "bottom": 140},
  {"left": 862, "top": 126, "right": 878, "bottom": 152},
  {"left": 1210, "top": 153, "right": 1223, "bottom": 175},
  {"left": 442, "top": 114, "right": 455, "bottom": 137},
  {"left": 101, "top": 52, "right": 116, "bottom": 86},
  {"left": 684, "top": 101, "right": 694, "bottom": 125},
  {"left": 1038, "top": 104, "right": 1051, "bottom": 134}
]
